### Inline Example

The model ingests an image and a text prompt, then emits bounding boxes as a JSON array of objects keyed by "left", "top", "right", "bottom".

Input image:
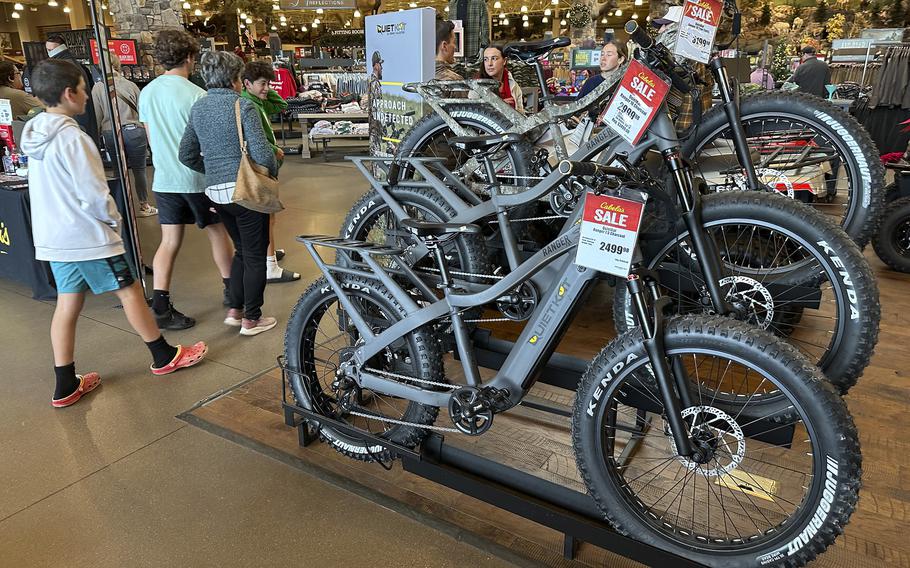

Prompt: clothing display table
[
  {"left": 297, "top": 112, "right": 369, "bottom": 160},
  {"left": 0, "top": 178, "right": 56, "bottom": 300}
]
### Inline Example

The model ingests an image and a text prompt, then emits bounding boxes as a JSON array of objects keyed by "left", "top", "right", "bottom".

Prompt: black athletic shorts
[{"left": 154, "top": 191, "right": 221, "bottom": 228}]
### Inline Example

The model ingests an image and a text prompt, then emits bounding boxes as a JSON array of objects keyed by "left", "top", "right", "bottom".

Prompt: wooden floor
[{"left": 184, "top": 252, "right": 910, "bottom": 568}]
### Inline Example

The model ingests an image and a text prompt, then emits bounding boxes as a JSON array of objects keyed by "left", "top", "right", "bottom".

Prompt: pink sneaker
[
  {"left": 224, "top": 308, "right": 242, "bottom": 327},
  {"left": 240, "top": 316, "right": 277, "bottom": 336}
]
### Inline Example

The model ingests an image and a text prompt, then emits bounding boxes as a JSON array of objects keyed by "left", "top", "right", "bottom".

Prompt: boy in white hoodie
[{"left": 22, "top": 59, "right": 209, "bottom": 408}]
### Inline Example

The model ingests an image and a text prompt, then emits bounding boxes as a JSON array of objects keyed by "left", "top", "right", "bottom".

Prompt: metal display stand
[{"left": 279, "top": 347, "right": 711, "bottom": 568}]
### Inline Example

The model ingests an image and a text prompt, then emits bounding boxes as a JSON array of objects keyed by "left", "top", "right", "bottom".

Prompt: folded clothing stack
[
  {"left": 334, "top": 121, "right": 353, "bottom": 135},
  {"left": 309, "top": 120, "right": 335, "bottom": 138},
  {"left": 352, "top": 123, "right": 370, "bottom": 136},
  {"left": 340, "top": 101, "right": 362, "bottom": 113}
]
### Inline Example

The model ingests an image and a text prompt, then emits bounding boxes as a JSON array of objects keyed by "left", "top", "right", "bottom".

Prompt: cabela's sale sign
[
  {"left": 598, "top": 59, "right": 670, "bottom": 146},
  {"left": 674, "top": 0, "right": 723, "bottom": 63}
]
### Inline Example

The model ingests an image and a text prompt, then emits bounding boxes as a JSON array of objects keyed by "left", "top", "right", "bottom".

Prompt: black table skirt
[{"left": 851, "top": 101, "right": 910, "bottom": 155}]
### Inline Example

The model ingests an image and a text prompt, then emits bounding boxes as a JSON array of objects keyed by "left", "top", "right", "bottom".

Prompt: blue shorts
[{"left": 50, "top": 254, "right": 136, "bottom": 295}]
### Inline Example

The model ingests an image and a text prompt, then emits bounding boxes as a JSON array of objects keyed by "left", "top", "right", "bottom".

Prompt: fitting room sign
[
  {"left": 598, "top": 59, "right": 670, "bottom": 146},
  {"left": 576, "top": 192, "right": 646, "bottom": 277},
  {"left": 675, "top": 0, "right": 723, "bottom": 63}
]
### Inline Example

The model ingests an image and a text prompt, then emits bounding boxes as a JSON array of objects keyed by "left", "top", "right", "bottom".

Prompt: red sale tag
[
  {"left": 675, "top": 0, "right": 723, "bottom": 63},
  {"left": 90, "top": 39, "right": 139, "bottom": 65},
  {"left": 575, "top": 192, "right": 646, "bottom": 277},
  {"left": 597, "top": 60, "right": 671, "bottom": 146}
]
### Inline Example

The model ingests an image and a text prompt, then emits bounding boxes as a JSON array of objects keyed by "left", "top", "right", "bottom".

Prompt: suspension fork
[
  {"left": 627, "top": 270, "right": 695, "bottom": 458},
  {"left": 663, "top": 149, "right": 734, "bottom": 316},
  {"left": 709, "top": 57, "right": 761, "bottom": 190}
]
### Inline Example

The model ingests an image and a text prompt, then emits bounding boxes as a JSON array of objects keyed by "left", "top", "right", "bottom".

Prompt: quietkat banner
[{"left": 365, "top": 8, "right": 435, "bottom": 157}]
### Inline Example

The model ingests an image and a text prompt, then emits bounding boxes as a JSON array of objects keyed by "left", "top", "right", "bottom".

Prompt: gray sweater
[{"left": 179, "top": 88, "right": 278, "bottom": 194}]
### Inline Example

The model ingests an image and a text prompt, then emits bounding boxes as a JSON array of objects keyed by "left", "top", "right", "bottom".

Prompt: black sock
[
  {"left": 152, "top": 290, "right": 170, "bottom": 314},
  {"left": 222, "top": 277, "right": 230, "bottom": 289},
  {"left": 146, "top": 335, "right": 179, "bottom": 369},
  {"left": 54, "top": 363, "right": 80, "bottom": 400}
]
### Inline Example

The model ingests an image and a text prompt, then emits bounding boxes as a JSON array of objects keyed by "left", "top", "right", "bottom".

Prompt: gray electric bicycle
[
  {"left": 339, "top": 23, "right": 879, "bottom": 396},
  {"left": 285, "top": 148, "right": 860, "bottom": 566}
]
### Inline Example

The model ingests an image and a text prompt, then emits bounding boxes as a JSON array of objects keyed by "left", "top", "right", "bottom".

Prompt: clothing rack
[{"left": 869, "top": 44, "right": 910, "bottom": 109}]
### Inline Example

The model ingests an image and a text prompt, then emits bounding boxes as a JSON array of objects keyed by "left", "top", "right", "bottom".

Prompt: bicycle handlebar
[
  {"left": 557, "top": 160, "right": 627, "bottom": 178},
  {"left": 625, "top": 21, "right": 654, "bottom": 50}
]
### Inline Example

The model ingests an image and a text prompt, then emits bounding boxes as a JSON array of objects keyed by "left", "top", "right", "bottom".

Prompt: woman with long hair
[{"left": 477, "top": 45, "right": 524, "bottom": 113}]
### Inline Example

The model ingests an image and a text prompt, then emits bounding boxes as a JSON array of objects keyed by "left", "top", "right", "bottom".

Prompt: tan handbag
[{"left": 231, "top": 99, "right": 284, "bottom": 214}]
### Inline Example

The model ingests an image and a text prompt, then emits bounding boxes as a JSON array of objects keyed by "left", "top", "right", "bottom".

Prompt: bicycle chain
[
  {"left": 363, "top": 367, "right": 457, "bottom": 391},
  {"left": 352, "top": 368, "right": 463, "bottom": 433}
]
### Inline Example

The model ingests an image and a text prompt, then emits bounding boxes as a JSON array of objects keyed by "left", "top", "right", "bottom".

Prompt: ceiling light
[
  {"left": 301, "top": 25, "right": 307, "bottom": 31},
  {"left": 614, "top": 8, "right": 622, "bottom": 15},
  {"left": 560, "top": 18, "right": 566, "bottom": 25},
  {"left": 14, "top": 2, "right": 24, "bottom": 9},
  {"left": 503, "top": 17, "right": 509, "bottom": 24},
  {"left": 499, "top": 11, "right": 505, "bottom": 18},
  {"left": 240, "top": 12, "right": 246, "bottom": 18},
  {"left": 408, "top": 1, "right": 416, "bottom": 6},
  {"left": 313, "top": 17, "right": 320, "bottom": 23},
  {"left": 271, "top": 25, "right": 277, "bottom": 30},
  {"left": 646, "top": 14, "right": 650, "bottom": 20},
  {"left": 523, "top": 21, "right": 529, "bottom": 27},
  {"left": 634, "top": 0, "right": 642, "bottom": 4},
  {"left": 194, "top": 8, "right": 201, "bottom": 15},
  {"left": 520, "top": 4, "right": 527, "bottom": 12},
  {"left": 632, "top": 13, "right": 639, "bottom": 19},
  {"left": 544, "top": 8, "right": 551, "bottom": 15},
  {"left": 101, "top": 2, "right": 107, "bottom": 8},
  {"left": 552, "top": 0, "right": 558, "bottom": 4},
  {"left": 182, "top": 1, "right": 190, "bottom": 8},
  {"left": 280, "top": 14, "right": 286, "bottom": 20},
  {"left": 245, "top": 17, "right": 252, "bottom": 23},
  {"left": 48, "top": 0, "right": 58, "bottom": 6},
  {"left": 273, "top": 4, "right": 279, "bottom": 9},
  {"left": 239, "top": 23, "right": 245, "bottom": 28},
  {"left": 11, "top": 11, "right": 20, "bottom": 17},
  {"left": 354, "top": 9, "right": 361, "bottom": 16},
  {"left": 522, "top": 14, "right": 527, "bottom": 20},
  {"left": 542, "top": 15, "right": 548, "bottom": 22},
  {"left": 493, "top": 0, "right": 500, "bottom": 7},
  {"left": 316, "top": 7, "right": 323, "bottom": 13},
  {"left": 63, "top": 5, "right": 70, "bottom": 11},
  {"left": 281, "top": 21, "right": 287, "bottom": 26},
  {"left": 30, "top": 6, "right": 38, "bottom": 10},
  {"left": 444, "top": 5, "right": 449, "bottom": 10},
  {"left": 601, "top": 16, "right": 607, "bottom": 22}
]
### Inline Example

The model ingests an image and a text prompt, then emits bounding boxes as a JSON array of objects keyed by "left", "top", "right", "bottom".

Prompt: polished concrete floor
[{"left": 0, "top": 158, "right": 515, "bottom": 567}]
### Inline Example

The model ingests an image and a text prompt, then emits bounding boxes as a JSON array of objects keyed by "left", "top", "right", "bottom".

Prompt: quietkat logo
[
  {"left": 527, "top": 282, "right": 569, "bottom": 345},
  {"left": 376, "top": 22, "right": 407, "bottom": 35}
]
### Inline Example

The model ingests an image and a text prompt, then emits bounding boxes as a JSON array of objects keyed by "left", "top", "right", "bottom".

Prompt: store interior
[{"left": 1, "top": 0, "right": 910, "bottom": 566}]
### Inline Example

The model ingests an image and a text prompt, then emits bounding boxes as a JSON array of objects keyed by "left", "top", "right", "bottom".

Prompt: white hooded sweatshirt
[{"left": 21, "top": 112, "right": 124, "bottom": 262}]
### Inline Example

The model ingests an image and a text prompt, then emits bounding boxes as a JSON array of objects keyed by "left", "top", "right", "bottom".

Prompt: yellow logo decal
[
  {"left": 558, "top": 284, "right": 566, "bottom": 297},
  {"left": 528, "top": 335, "right": 539, "bottom": 344},
  {"left": 0, "top": 222, "right": 9, "bottom": 247}
]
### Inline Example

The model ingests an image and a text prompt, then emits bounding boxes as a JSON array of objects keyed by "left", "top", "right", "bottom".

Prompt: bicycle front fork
[
  {"left": 663, "top": 149, "right": 734, "bottom": 316},
  {"left": 627, "top": 269, "right": 697, "bottom": 459},
  {"left": 709, "top": 58, "right": 761, "bottom": 190}
]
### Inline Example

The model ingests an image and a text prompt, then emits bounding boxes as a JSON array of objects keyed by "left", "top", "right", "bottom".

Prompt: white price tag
[
  {"left": 674, "top": 0, "right": 723, "bottom": 64},
  {"left": 0, "top": 99, "right": 12, "bottom": 126},
  {"left": 598, "top": 60, "right": 670, "bottom": 146},
  {"left": 575, "top": 192, "right": 646, "bottom": 277}
]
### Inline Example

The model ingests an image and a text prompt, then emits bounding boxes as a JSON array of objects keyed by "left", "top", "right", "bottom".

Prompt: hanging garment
[{"left": 270, "top": 67, "right": 298, "bottom": 100}]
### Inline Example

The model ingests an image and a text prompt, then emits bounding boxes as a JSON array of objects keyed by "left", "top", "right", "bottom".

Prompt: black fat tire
[
  {"left": 340, "top": 185, "right": 492, "bottom": 282},
  {"left": 687, "top": 91, "right": 885, "bottom": 248},
  {"left": 283, "top": 277, "right": 444, "bottom": 462},
  {"left": 572, "top": 316, "right": 862, "bottom": 568},
  {"left": 613, "top": 191, "right": 880, "bottom": 394},
  {"left": 397, "top": 104, "right": 533, "bottom": 187},
  {"left": 872, "top": 196, "right": 910, "bottom": 273}
]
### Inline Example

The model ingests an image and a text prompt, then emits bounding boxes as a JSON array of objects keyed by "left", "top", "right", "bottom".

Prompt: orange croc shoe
[
  {"left": 151, "top": 342, "right": 208, "bottom": 376},
  {"left": 52, "top": 372, "right": 102, "bottom": 408}
]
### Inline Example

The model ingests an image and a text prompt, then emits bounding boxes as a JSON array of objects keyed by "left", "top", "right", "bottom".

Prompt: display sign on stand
[
  {"left": 674, "top": 0, "right": 722, "bottom": 64},
  {"left": 598, "top": 59, "right": 670, "bottom": 146},
  {"left": 365, "top": 8, "right": 436, "bottom": 157},
  {"left": 90, "top": 38, "right": 138, "bottom": 65}
]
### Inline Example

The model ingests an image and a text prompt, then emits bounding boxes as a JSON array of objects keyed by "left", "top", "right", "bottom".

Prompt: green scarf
[{"left": 240, "top": 89, "right": 288, "bottom": 155}]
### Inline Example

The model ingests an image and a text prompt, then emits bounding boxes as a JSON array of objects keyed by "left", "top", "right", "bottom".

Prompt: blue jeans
[{"left": 103, "top": 125, "right": 149, "bottom": 204}]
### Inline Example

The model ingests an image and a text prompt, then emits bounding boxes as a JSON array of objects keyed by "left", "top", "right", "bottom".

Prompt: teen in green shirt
[{"left": 241, "top": 60, "right": 298, "bottom": 283}]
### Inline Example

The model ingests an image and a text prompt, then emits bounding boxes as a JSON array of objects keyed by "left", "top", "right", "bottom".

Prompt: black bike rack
[{"left": 278, "top": 357, "right": 709, "bottom": 568}]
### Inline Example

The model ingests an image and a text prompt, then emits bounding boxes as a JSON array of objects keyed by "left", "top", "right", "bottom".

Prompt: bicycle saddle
[
  {"left": 448, "top": 132, "right": 524, "bottom": 153},
  {"left": 504, "top": 37, "right": 571, "bottom": 62},
  {"left": 401, "top": 218, "right": 481, "bottom": 237}
]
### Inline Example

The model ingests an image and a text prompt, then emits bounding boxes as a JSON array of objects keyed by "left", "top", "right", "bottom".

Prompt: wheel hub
[
  {"left": 667, "top": 406, "right": 746, "bottom": 477},
  {"left": 720, "top": 276, "right": 775, "bottom": 330}
]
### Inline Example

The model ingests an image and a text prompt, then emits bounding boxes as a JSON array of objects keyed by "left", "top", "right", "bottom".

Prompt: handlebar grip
[
  {"left": 557, "top": 160, "right": 626, "bottom": 178},
  {"left": 625, "top": 20, "right": 654, "bottom": 49}
]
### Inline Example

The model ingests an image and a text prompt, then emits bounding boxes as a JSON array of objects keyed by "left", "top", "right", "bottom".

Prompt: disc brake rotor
[
  {"left": 666, "top": 406, "right": 746, "bottom": 477},
  {"left": 720, "top": 275, "right": 775, "bottom": 330}
]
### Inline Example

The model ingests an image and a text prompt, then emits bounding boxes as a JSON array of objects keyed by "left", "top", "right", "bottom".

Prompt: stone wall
[{"left": 108, "top": 0, "right": 184, "bottom": 69}]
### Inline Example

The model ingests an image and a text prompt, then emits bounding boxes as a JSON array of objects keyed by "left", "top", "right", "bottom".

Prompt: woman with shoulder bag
[
  {"left": 91, "top": 51, "right": 156, "bottom": 217},
  {"left": 179, "top": 51, "right": 279, "bottom": 337}
]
